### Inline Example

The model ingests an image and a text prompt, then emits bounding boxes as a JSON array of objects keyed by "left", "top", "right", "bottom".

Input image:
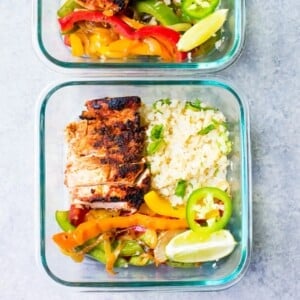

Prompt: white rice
[{"left": 142, "top": 99, "right": 231, "bottom": 207}]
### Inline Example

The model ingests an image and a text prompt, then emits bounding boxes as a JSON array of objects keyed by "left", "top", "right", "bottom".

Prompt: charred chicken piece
[
  {"left": 66, "top": 97, "right": 145, "bottom": 162},
  {"left": 64, "top": 96, "right": 150, "bottom": 213},
  {"left": 76, "top": 0, "right": 130, "bottom": 16}
]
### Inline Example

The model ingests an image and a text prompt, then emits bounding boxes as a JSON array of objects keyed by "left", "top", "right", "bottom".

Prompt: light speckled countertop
[{"left": 0, "top": 1, "right": 299, "bottom": 299}]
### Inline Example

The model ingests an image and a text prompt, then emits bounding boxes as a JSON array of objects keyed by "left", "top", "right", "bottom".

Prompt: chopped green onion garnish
[
  {"left": 175, "top": 179, "right": 187, "bottom": 198},
  {"left": 152, "top": 98, "right": 171, "bottom": 110},
  {"left": 198, "top": 124, "right": 216, "bottom": 135},
  {"left": 150, "top": 124, "right": 164, "bottom": 141},
  {"left": 185, "top": 99, "right": 218, "bottom": 112},
  {"left": 185, "top": 99, "right": 202, "bottom": 111},
  {"left": 147, "top": 140, "right": 163, "bottom": 155}
]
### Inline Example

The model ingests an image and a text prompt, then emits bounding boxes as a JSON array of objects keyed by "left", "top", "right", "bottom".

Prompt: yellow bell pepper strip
[
  {"left": 138, "top": 202, "right": 157, "bottom": 216},
  {"left": 53, "top": 213, "right": 188, "bottom": 252},
  {"left": 69, "top": 33, "right": 84, "bottom": 57},
  {"left": 144, "top": 191, "right": 186, "bottom": 219},
  {"left": 186, "top": 187, "right": 232, "bottom": 234}
]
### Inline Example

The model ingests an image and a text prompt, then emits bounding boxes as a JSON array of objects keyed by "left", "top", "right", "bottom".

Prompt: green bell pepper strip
[
  {"left": 57, "top": 0, "right": 78, "bottom": 18},
  {"left": 55, "top": 210, "right": 75, "bottom": 232},
  {"left": 186, "top": 187, "right": 232, "bottom": 234},
  {"left": 88, "top": 245, "right": 128, "bottom": 268},
  {"left": 129, "top": 254, "right": 153, "bottom": 266},
  {"left": 182, "top": 0, "right": 220, "bottom": 20},
  {"left": 135, "top": 0, "right": 181, "bottom": 26}
]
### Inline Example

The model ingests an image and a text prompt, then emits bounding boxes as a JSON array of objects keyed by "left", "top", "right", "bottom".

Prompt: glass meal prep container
[
  {"left": 33, "top": 0, "right": 245, "bottom": 72},
  {"left": 35, "top": 78, "right": 252, "bottom": 291}
]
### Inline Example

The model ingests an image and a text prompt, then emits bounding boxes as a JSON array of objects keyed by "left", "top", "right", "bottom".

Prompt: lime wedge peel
[
  {"left": 177, "top": 9, "right": 228, "bottom": 52},
  {"left": 165, "top": 229, "right": 236, "bottom": 263}
]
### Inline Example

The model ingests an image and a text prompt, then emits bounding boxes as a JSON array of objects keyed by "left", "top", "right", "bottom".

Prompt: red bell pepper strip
[
  {"left": 68, "top": 204, "right": 90, "bottom": 227},
  {"left": 134, "top": 25, "right": 187, "bottom": 61},
  {"left": 58, "top": 10, "right": 135, "bottom": 38}
]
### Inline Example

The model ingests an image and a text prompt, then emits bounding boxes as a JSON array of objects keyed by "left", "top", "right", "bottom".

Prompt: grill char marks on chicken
[
  {"left": 65, "top": 96, "right": 150, "bottom": 213},
  {"left": 70, "top": 168, "right": 150, "bottom": 210}
]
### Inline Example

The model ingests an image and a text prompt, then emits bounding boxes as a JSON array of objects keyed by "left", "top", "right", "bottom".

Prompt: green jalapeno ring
[
  {"left": 182, "top": 0, "right": 220, "bottom": 20},
  {"left": 186, "top": 187, "right": 232, "bottom": 234}
]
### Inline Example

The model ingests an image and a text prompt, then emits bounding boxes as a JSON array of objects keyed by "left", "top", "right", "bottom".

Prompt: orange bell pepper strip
[
  {"left": 144, "top": 191, "right": 186, "bottom": 219},
  {"left": 53, "top": 213, "right": 188, "bottom": 252},
  {"left": 108, "top": 38, "right": 162, "bottom": 57},
  {"left": 134, "top": 25, "right": 188, "bottom": 61},
  {"left": 120, "top": 15, "right": 145, "bottom": 29},
  {"left": 108, "top": 38, "right": 134, "bottom": 54},
  {"left": 130, "top": 37, "right": 162, "bottom": 56}
]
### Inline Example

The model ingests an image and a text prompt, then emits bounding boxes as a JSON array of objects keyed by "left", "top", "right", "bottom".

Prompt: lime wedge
[
  {"left": 177, "top": 9, "right": 228, "bottom": 52},
  {"left": 165, "top": 229, "right": 236, "bottom": 263}
]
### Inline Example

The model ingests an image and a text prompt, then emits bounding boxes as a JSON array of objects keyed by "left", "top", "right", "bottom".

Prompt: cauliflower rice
[{"left": 143, "top": 99, "right": 231, "bottom": 207}]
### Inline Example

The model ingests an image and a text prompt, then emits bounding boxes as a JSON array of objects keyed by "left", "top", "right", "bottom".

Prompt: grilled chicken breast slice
[
  {"left": 64, "top": 96, "right": 150, "bottom": 212},
  {"left": 65, "top": 156, "right": 147, "bottom": 187},
  {"left": 66, "top": 113, "right": 144, "bottom": 162},
  {"left": 70, "top": 169, "right": 150, "bottom": 212}
]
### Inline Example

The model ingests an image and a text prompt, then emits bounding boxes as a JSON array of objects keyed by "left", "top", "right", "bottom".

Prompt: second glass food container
[{"left": 36, "top": 78, "right": 251, "bottom": 291}]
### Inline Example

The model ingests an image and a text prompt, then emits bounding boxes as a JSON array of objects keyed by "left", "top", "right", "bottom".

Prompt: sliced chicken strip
[
  {"left": 65, "top": 156, "right": 147, "bottom": 187},
  {"left": 64, "top": 96, "right": 150, "bottom": 212}
]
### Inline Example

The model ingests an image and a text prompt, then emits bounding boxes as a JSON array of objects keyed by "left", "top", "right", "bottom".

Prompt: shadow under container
[{"left": 36, "top": 78, "right": 252, "bottom": 291}]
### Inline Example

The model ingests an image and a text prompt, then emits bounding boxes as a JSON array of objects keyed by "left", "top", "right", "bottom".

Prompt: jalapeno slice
[
  {"left": 182, "top": 0, "right": 220, "bottom": 20},
  {"left": 186, "top": 187, "right": 232, "bottom": 234}
]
